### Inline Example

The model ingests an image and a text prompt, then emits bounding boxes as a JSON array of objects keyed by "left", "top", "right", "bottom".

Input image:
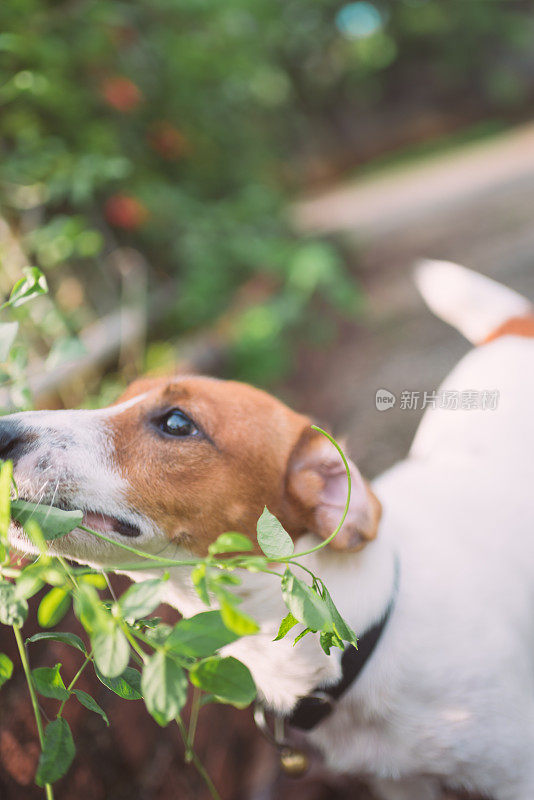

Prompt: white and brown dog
[{"left": 4, "top": 261, "right": 534, "bottom": 800}]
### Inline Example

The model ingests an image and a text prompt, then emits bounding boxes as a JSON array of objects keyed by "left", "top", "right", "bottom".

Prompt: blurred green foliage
[{"left": 0, "top": 0, "right": 533, "bottom": 386}]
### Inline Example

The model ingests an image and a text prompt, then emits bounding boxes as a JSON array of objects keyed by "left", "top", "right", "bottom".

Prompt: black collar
[{"left": 287, "top": 558, "right": 399, "bottom": 732}]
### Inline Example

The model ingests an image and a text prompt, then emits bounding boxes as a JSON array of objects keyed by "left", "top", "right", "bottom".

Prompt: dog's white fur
[
  {"left": 414, "top": 259, "right": 532, "bottom": 344},
  {"left": 7, "top": 262, "right": 534, "bottom": 800},
  {"left": 308, "top": 333, "right": 534, "bottom": 800}
]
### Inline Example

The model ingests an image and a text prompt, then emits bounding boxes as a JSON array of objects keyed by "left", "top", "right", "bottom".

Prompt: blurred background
[{"left": 1, "top": 0, "right": 534, "bottom": 798}]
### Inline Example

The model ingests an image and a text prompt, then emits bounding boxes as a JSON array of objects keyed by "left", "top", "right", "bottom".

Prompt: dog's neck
[{"left": 123, "top": 533, "right": 397, "bottom": 714}]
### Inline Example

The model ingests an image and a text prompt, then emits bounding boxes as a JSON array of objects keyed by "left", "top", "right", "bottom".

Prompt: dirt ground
[{"left": 1, "top": 134, "right": 534, "bottom": 800}]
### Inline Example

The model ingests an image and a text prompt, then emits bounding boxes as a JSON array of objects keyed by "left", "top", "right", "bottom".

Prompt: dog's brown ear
[{"left": 286, "top": 428, "right": 381, "bottom": 552}]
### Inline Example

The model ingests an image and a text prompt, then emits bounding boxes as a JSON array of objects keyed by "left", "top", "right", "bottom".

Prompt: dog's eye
[{"left": 159, "top": 409, "right": 198, "bottom": 437}]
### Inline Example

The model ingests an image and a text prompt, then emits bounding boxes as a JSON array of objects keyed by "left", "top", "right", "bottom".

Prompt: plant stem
[
  {"left": 288, "top": 425, "right": 352, "bottom": 558},
  {"left": 126, "top": 626, "right": 162, "bottom": 651},
  {"left": 13, "top": 625, "right": 54, "bottom": 800},
  {"left": 96, "top": 558, "right": 200, "bottom": 572},
  {"left": 186, "top": 686, "right": 201, "bottom": 762},
  {"left": 79, "top": 526, "right": 193, "bottom": 565},
  {"left": 175, "top": 715, "right": 221, "bottom": 800},
  {"left": 57, "top": 556, "right": 78, "bottom": 589},
  {"left": 285, "top": 560, "right": 318, "bottom": 582},
  {"left": 121, "top": 623, "right": 148, "bottom": 663},
  {"left": 57, "top": 653, "right": 92, "bottom": 717}
]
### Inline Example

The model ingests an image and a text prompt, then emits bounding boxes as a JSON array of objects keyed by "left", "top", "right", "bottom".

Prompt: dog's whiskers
[{"left": 43, "top": 476, "right": 62, "bottom": 523}]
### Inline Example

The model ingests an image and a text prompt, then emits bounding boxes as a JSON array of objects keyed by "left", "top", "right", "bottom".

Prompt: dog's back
[
  {"left": 409, "top": 259, "right": 534, "bottom": 477},
  {"left": 357, "top": 262, "right": 534, "bottom": 799},
  {"left": 378, "top": 260, "right": 534, "bottom": 587}
]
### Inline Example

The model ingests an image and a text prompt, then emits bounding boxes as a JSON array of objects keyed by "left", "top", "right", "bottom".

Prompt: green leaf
[
  {"left": 15, "top": 567, "right": 44, "bottom": 600},
  {"left": 136, "top": 616, "right": 163, "bottom": 629},
  {"left": 0, "top": 460, "right": 13, "bottom": 542},
  {"left": 73, "top": 689, "right": 109, "bottom": 726},
  {"left": 256, "top": 507, "right": 294, "bottom": 560},
  {"left": 0, "top": 582, "right": 28, "bottom": 626},
  {"left": 6, "top": 267, "right": 48, "bottom": 309},
  {"left": 141, "top": 651, "right": 188, "bottom": 726},
  {"left": 118, "top": 578, "right": 166, "bottom": 621},
  {"left": 36, "top": 565, "right": 65, "bottom": 587},
  {"left": 22, "top": 519, "right": 47, "bottom": 554},
  {"left": 0, "top": 321, "right": 18, "bottom": 362},
  {"left": 73, "top": 583, "right": 107, "bottom": 635},
  {"left": 35, "top": 718, "right": 75, "bottom": 786},
  {"left": 143, "top": 622, "right": 172, "bottom": 647},
  {"left": 190, "top": 656, "right": 256, "bottom": 708},
  {"left": 234, "top": 556, "right": 268, "bottom": 573},
  {"left": 219, "top": 599, "right": 259, "bottom": 636},
  {"left": 280, "top": 569, "right": 330, "bottom": 631},
  {"left": 273, "top": 611, "right": 299, "bottom": 641},
  {"left": 322, "top": 587, "right": 358, "bottom": 646},
  {"left": 0, "top": 653, "right": 13, "bottom": 688},
  {"left": 208, "top": 532, "right": 253, "bottom": 555},
  {"left": 212, "top": 572, "right": 241, "bottom": 587},
  {"left": 10, "top": 500, "right": 82, "bottom": 540},
  {"left": 95, "top": 666, "right": 142, "bottom": 700},
  {"left": 78, "top": 573, "right": 107, "bottom": 589},
  {"left": 167, "top": 610, "right": 240, "bottom": 658},
  {"left": 212, "top": 585, "right": 240, "bottom": 607},
  {"left": 26, "top": 631, "right": 86, "bottom": 654},
  {"left": 91, "top": 623, "right": 130, "bottom": 678},
  {"left": 38, "top": 588, "right": 71, "bottom": 628},
  {"left": 293, "top": 627, "right": 312, "bottom": 645},
  {"left": 319, "top": 630, "right": 343, "bottom": 655},
  {"left": 32, "top": 663, "right": 70, "bottom": 701},
  {"left": 191, "top": 564, "right": 210, "bottom": 606}
]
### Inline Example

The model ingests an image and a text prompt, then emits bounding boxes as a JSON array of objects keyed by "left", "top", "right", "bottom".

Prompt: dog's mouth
[
  {"left": 81, "top": 511, "right": 141, "bottom": 539},
  {"left": 14, "top": 499, "right": 142, "bottom": 540}
]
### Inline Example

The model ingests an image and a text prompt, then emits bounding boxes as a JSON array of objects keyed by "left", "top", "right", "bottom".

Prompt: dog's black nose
[{"left": 0, "top": 418, "right": 25, "bottom": 462}]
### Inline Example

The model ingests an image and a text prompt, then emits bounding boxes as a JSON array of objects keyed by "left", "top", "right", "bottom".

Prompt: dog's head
[{"left": 2, "top": 376, "right": 380, "bottom": 566}]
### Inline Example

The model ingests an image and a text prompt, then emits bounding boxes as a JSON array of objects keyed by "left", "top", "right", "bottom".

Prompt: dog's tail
[{"left": 414, "top": 259, "right": 533, "bottom": 345}]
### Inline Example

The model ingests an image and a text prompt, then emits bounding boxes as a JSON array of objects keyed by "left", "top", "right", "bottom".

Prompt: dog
[{"left": 3, "top": 260, "right": 534, "bottom": 800}]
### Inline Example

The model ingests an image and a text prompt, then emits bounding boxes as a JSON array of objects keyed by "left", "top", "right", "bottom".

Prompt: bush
[{"left": 2, "top": 0, "right": 531, "bottom": 385}]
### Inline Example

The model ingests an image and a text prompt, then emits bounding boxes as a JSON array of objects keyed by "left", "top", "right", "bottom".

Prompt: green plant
[
  {"left": 0, "top": 0, "right": 363, "bottom": 387},
  {"left": 0, "top": 272, "right": 356, "bottom": 800},
  {"left": 5, "top": 0, "right": 528, "bottom": 387}
]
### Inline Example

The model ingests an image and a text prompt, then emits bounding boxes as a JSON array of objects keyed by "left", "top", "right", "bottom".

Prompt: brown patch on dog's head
[{"left": 108, "top": 376, "right": 380, "bottom": 555}]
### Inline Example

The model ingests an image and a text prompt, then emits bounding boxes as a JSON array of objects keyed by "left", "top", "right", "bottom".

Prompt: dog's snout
[{"left": 0, "top": 418, "right": 26, "bottom": 462}]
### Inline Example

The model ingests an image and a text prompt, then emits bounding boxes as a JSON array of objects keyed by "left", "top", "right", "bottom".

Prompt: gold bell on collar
[
  {"left": 279, "top": 745, "right": 310, "bottom": 778},
  {"left": 254, "top": 703, "right": 310, "bottom": 779}
]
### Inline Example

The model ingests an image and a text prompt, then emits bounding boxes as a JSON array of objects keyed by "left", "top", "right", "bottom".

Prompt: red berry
[
  {"left": 148, "top": 122, "right": 188, "bottom": 160},
  {"left": 104, "top": 194, "right": 148, "bottom": 230},
  {"left": 101, "top": 77, "right": 142, "bottom": 112}
]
